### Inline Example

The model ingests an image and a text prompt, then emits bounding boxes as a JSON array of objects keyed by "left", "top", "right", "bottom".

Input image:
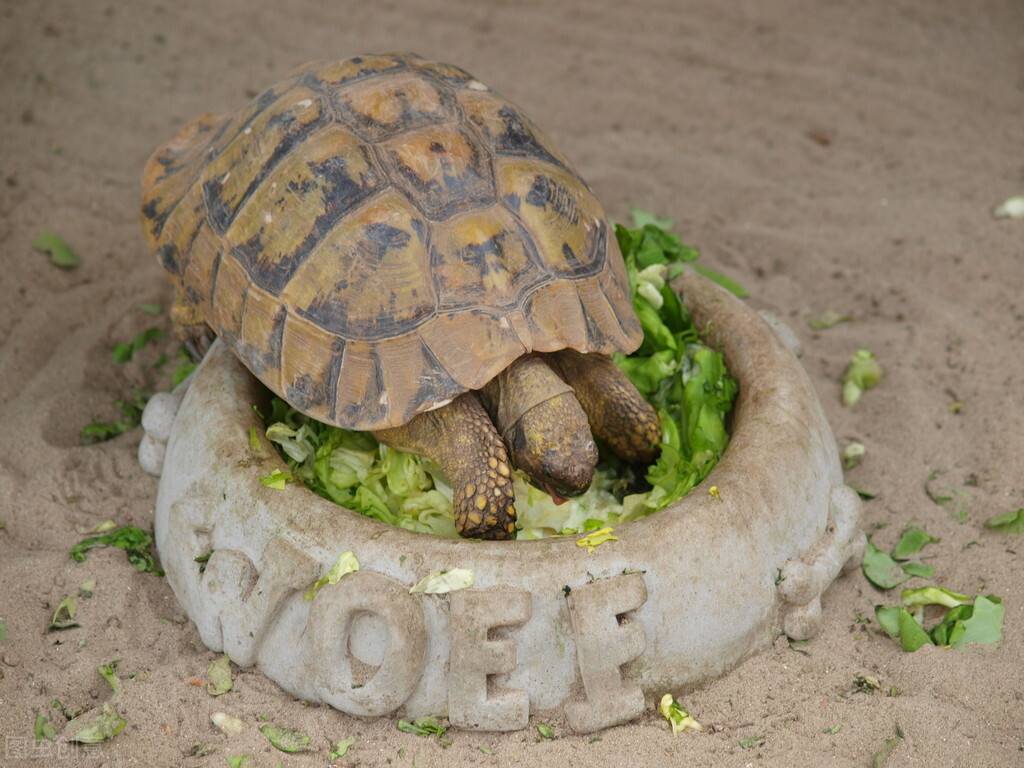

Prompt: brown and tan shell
[{"left": 141, "top": 53, "right": 641, "bottom": 431}]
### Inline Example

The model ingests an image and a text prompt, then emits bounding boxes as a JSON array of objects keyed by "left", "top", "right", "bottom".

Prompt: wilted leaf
[
  {"left": 226, "top": 756, "right": 252, "bottom": 768},
  {"left": 248, "top": 426, "right": 263, "bottom": 454},
  {"left": 659, "top": 693, "right": 702, "bottom": 735},
  {"left": 259, "top": 469, "right": 292, "bottom": 490},
  {"left": 537, "top": 723, "right": 555, "bottom": 739},
  {"left": 260, "top": 724, "right": 311, "bottom": 753},
  {"left": 692, "top": 263, "right": 749, "bottom": 298},
  {"left": 78, "top": 578, "right": 96, "bottom": 598},
  {"left": 206, "top": 655, "right": 233, "bottom": 696},
  {"left": 70, "top": 525, "right": 162, "bottom": 575},
  {"left": 738, "top": 734, "right": 765, "bottom": 749},
  {"left": 842, "top": 349, "right": 882, "bottom": 407},
  {"left": 330, "top": 736, "right": 356, "bottom": 760},
  {"left": 397, "top": 716, "right": 447, "bottom": 737},
  {"left": 576, "top": 526, "right": 618, "bottom": 554},
  {"left": 34, "top": 712, "right": 57, "bottom": 742},
  {"left": 950, "top": 595, "right": 1003, "bottom": 647},
  {"left": 862, "top": 540, "right": 908, "bottom": 590},
  {"left": 32, "top": 231, "right": 80, "bottom": 269},
  {"left": 98, "top": 660, "right": 121, "bottom": 694},
  {"left": 304, "top": 551, "right": 360, "bottom": 601},
  {"left": 67, "top": 703, "right": 127, "bottom": 743},
  {"left": 993, "top": 195, "right": 1024, "bottom": 219},
  {"left": 211, "top": 711, "right": 245, "bottom": 736},
  {"left": 871, "top": 725, "right": 904, "bottom": 767},
  {"left": 409, "top": 568, "right": 474, "bottom": 594},
  {"left": 842, "top": 441, "right": 865, "bottom": 470},
  {"left": 900, "top": 561, "right": 934, "bottom": 579},
  {"left": 138, "top": 303, "right": 162, "bottom": 315},
  {"left": 890, "top": 527, "right": 939, "bottom": 560},
  {"left": 48, "top": 595, "right": 79, "bottom": 631},
  {"left": 808, "top": 310, "right": 851, "bottom": 330},
  {"left": 984, "top": 508, "right": 1024, "bottom": 535},
  {"left": 852, "top": 485, "right": 877, "bottom": 500},
  {"left": 900, "top": 586, "right": 969, "bottom": 609}
]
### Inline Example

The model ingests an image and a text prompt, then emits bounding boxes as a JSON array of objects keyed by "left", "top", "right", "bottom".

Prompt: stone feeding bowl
[{"left": 138, "top": 270, "right": 864, "bottom": 733}]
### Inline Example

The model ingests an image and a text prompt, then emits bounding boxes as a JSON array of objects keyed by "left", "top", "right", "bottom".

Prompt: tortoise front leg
[
  {"left": 374, "top": 393, "right": 517, "bottom": 540},
  {"left": 549, "top": 350, "right": 661, "bottom": 464}
]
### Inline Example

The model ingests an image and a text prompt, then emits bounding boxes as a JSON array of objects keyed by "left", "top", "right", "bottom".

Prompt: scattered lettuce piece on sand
[
  {"left": 330, "top": 736, "right": 356, "bottom": 760},
  {"left": 576, "top": 526, "right": 618, "bottom": 553},
  {"left": 112, "top": 327, "right": 163, "bottom": 364},
  {"left": 98, "top": 660, "right": 121, "bottom": 694},
  {"left": 842, "top": 349, "right": 882, "bottom": 407},
  {"left": 852, "top": 485, "right": 877, "bottom": 500},
  {"left": 206, "top": 655, "right": 233, "bottom": 696},
  {"left": 48, "top": 596, "right": 79, "bottom": 631},
  {"left": 304, "top": 551, "right": 360, "bottom": 601},
  {"left": 138, "top": 302, "right": 162, "bottom": 315},
  {"left": 924, "top": 470, "right": 970, "bottom": 522},
  {"left": 536, "top": 723, "right": 555, "bottom": 739},
  {"left": 842, "top": 441, "right": 865, "bottom": 470},
  {"left": 862, "top": 540, "right": 908, "bottom": 589},
  {"left": 67, "top": 703, "right": 127, "bottom": 744},
  {"left": 259, "top": 469, "right": 292, "bottom": 490},
  {"left": 900, "top": 561, "right": 933, "bottom": 579},
  {"left": 34, "top": 712, "right": 57, "bottom": 742},
  {"left": 226, "top": 756, "right": 252, "bottom": 768},
  {"left": 248, "top": 426, "right": 263, "bottom": 454},
  {"left": 901, "top": 586, "right": 969, "bottom": 609},
  {"left": 738, "top": 734, "right": 766, "bottom": 749},
  {"left": 409, "top": 568, "right": 474, "bottom": 595},
  {"left": 80, "top": 392, "right": 149, "bottom": 444},
  {"left": 944, "top": 596, "right": 1004, "bottom": 647},
  {"left": 397, "top": 716, "right": 447, "bottom": 737},
  {"left": 874, "top": 606, "right": 932, "bottom": 652},
  {"left": 984, "top": 508, "right": 1024, "bottom": 534},
  {"left": 631, "top": 209, "right": 675, "bottom": 229},
  {"left": 171, "top": 349, "right": 197, "bottom": 386},
  {"left": 32, "top": 231, "right": 80, "bottom": 269},
  {"left": 659, "top": 694, "right": 702, "bottom": 735},
  {"left": 70, "top": 525, "right": 162, "bottom": 575},
  {"left": 211, "top": 712, "right": 245, "bottom": 736},
  {"left": 871, "top": 725, "right": 904, "bottom": 767},
  {"left": 808, "top": 310, "right": 851, "bottom": 330},
  {"left": 0, "top": 618, "right": 6, "bottom": 642},
  {"left": 993, "top": 195, "right": 1024, "bottom": 219},
  {"left": 890, "top": 527, "right": 939, "bottom": 560},
  {"left": 260, "top": 724, "right": 311, "bottom": 753}
]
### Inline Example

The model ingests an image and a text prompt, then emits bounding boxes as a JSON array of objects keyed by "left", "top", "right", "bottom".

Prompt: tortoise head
[{"left": 507, "top": 391, "right": 598, "bottom": 500}]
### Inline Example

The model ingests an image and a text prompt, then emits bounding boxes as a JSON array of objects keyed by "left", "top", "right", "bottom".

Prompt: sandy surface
[{"left": 2, "top": 0, "right": 1023, "bottom": 765}]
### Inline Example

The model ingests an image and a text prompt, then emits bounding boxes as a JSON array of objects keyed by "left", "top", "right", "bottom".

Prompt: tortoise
[{"left": 141, "top": 53, "right": 660, "bottom": 540}]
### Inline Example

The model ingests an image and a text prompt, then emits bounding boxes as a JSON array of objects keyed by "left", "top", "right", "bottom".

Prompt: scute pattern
[{"left": 142, "top": 53, "right": 641, "bottom": 431}]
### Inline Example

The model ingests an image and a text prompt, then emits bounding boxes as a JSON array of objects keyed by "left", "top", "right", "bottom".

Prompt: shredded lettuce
[{"left": 263, "top": 212, "right": 737, "bottom": 538}]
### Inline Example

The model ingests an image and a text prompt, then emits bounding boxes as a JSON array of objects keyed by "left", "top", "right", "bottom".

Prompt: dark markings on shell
[
  {"left": 298, "top": 222, "right": 416, "bottom": 335},
  {"left": 492, "top": 106, "right": 564, "bottom": 169},
  {"left": 561, "top": 241, "right": 582, "bottom": 268},
  {"left": 141, "top": 196, "right": 172, "bottom": 240},
  {"left": 203, "top": 108, "right": 326, "bottom": 235},
  {"left": 236, "top": 150, "right": 383, "bottom": 294},
  {"left": 525, "top": 174, "right": 580, "bottom": 226},
  {"left": 579, "top": 298, "right": 607, "bottom": 349},
  {"left": 324, "top": 338, "right": 346, "bottom": 421},
  {"left": 338, "top": 347, "right": 387, "bottom": 425},
  {"left": 406, "top": 339, "right": 462, "bottom": 421},
  {"left": 335, "top": 80, "right": 454, "bottom": 143},
  {"left": 208, "top": 252, "right": 223, "bottom": 306},
  {"left": 157, "top": 244, "right": 180, "bottom": 275}
]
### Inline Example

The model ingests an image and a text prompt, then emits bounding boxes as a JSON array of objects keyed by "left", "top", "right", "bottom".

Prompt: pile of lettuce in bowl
[{"left": 260, "top": 213, "right": 739, "bottom": 540}]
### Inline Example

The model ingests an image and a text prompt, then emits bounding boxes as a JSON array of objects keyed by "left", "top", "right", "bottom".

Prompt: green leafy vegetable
[
  {"left": 226, "top": 757, "right": 252, "bottom": 768},
  {"left": 900, "top": 586, "right": 969, "bottom": 609},
  {"left": 32, "top": 231, "right": 80, "bottom": 269},
  {"left": 69, "top": 524, "right": 162, "bottom": 575},
  {"left": 98, "top": 660, "right": 121, "bottom": 694},
  {"left": 409, "top": 568, "right": 474, "bottom": 595},
  {"left": 171, "top": 348, "right": 197, "bottom": 386},
  {"left": 207, "top": 655, "right": 233, "bottom": 696},
  {"left": 330, "top": 736, "right": 356, "bottom": 760},
  {"left": 876, "top": 593, "right": 1003, "bottom": 651},
  {"left": 304, "top": 551, "right": 360, "bottom": 601},
  {"left": 900, "top": 561, "right": 934, "bottom": 579},
  {"left": 842, "top": 348, "right": 882, "bottom": 407},
  {"left": 259, "top": 469, "right": 292, "bottom": 490},
  {"left": 807, "top": 311, "right": 850, "bottom": 330},
  {"left": 259, "top": 724, "right": 311, "bottom": 753},
  {"left": 397, "top": 716, "right": 447, "bottom": 737},
  {"left": 211, "top": 711, "right": 245, "bottom": 736},
  {"left": 984, "top": 508, "right": 1024, "bottom": 534},
  {"left": 78, "top": 578, "right": 96, "bottom": 598},
  {"left": 34, "top": 712, "right": 57, "bottom": 742},
  {"left": 112, "top": 327, "right": 163, "bottom": 364},
  {"left": 841, "top": 441, "right": 865, "bottom": 470},
  {"left": 80, "top": 391, "right": 149, "bottom": 444},
  {"left": 0, "top": 618, "right": 6, "bottom": 641},
  {"left": 138, "top": 303, "right": 162, "bottom": 315},
  {"left": 48, "top": 595, "right": 79, "bottom": 631},
  {"left": 861, "top": 540, "right": 909, "bottom": 590},
  {"left": 890, "top": 527, "right": 939, "bottom": 560},
  {"left": 993, "top": 195, "right": 1024, "bottom": 219},
  {"left": 537, "top": 723, "right": 555, "bottom": 739},
  {"left": 691, "top": 263, "right": 749, "bottom": 298},
  {"left": 659, "top": 694, "right": 702, "bottom": 735},
  {"left": 871, "top": 725, "right": 904, "bottom": 767},
  {"left": 738, "top": 734, "right": 765, "bottom": 749},
  {"left": 67, "top": 703, "right": 127, "bottom": 743}
]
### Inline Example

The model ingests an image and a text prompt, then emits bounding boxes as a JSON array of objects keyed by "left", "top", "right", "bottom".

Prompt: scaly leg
[
  {"left": 374, "top": 393, "right": 518, "bottom": 540},
  {"left": 549, "top": 350, "right": 661, "bottom": 464}
]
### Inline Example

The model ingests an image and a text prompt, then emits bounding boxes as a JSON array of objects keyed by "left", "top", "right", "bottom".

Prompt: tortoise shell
[{"left": 141, "top": 53, "right": 641, "bottom": 431}]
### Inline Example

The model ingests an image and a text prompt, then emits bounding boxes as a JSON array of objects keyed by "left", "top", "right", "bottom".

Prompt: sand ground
[{"left": 1, "top": 0, "right": 1023, "bottom": 765}]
